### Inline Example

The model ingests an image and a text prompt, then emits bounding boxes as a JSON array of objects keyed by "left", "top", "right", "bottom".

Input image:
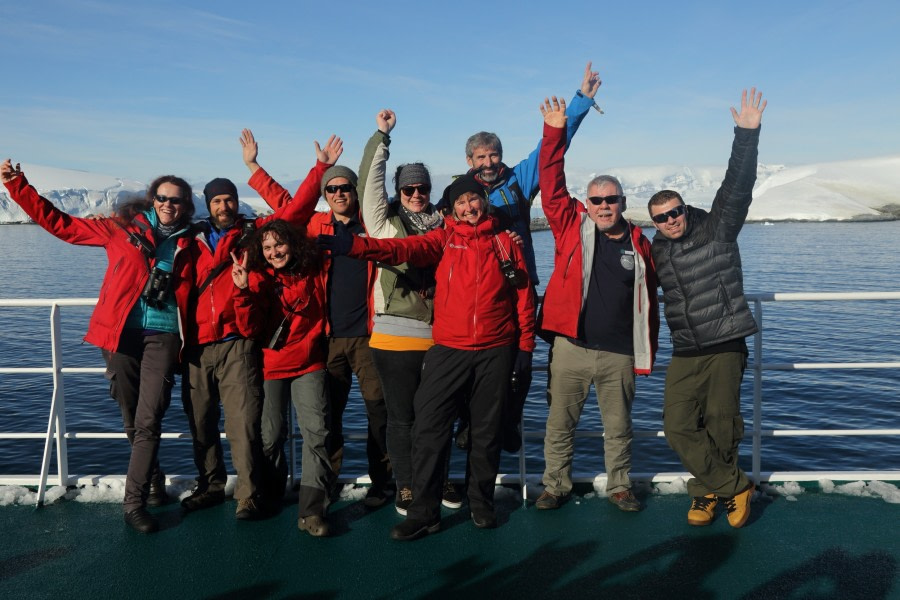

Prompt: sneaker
[
  {"left": 147, "top": 480, "right": 170, "bottom": 508},
  {"left": 608, "top": 490, "right": 642, "bottom": 512},
  {"left": 181, "top": 489, "right": 225, "bottom": 512},
  {"left": 395, "top": 487, "right": 413, "bottom": 516},
  {"left": 687, "top": 493, "right": 718, "bottom": 526},
  {"left": 390, "top": 518, "right": 440, "bottom": 541},
  {"left": 535, "top": 490, "right": 565, "bottom": 510},
  {"left": 364, "top": 485, "right": 390, "bottom": 508},
  {"left": 441, "top": 482, "right": 463, "bottom": 509},
  {"left": 297, "top": 515, "right": 330, "bottom": 537},
  {"left": 235, "top": 497, "right": 263, "bottom": 521},
  {"left": 124, "top": 507, "right": 159, "bottom": 534},
  {"left": 723, "top": 484, "right": 754, "bottom": 528},
  {"left": 471, "top": 510, "right": 498, "bottom": 529}
]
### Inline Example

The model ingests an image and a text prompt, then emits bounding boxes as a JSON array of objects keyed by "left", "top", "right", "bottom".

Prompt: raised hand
[
  {"left": 230, "top": 250, "right": 249, "bottom": 289},
  {"left": 580, "top": 61, "right": 601, "bottom": 99},
  {"left": 1, "top": 159, "right": 21, "bottom": 183},
  {"left": 540, "top": 96, "right": 568, "bottom": 128},
  {"left": 240, "top": 129, "right": 260, "bottom": 174},
  {"left": 730, "top": 88, "right": 767, "bottom": 129},
  {"left": 314, "top": 135, "right": 343, "bottom": 165},
  {"left": 376, "top": 109, "right": 397, "bottom": 134}
]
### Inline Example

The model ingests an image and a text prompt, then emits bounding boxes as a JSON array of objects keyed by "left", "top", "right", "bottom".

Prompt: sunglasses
[
  {"left": 324, "top": 183, "right": 354, "bottom": 194},
  {"left": 651, "top": 204, "right": 686, "bottom": 224},
  {"left": 154, "top": 194, "right": 184, "bottom": 205},
  {"left": 586, "top": 194, "right": 625, "bottom": 205},
  {"left": 400, "top": 185, "right": 431, "bottom": 196}
]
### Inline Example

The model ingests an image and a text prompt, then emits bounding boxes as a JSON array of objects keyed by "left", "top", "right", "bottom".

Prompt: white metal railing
[{"left": 1, "top": 293, "right": 899, "bottom": 507}]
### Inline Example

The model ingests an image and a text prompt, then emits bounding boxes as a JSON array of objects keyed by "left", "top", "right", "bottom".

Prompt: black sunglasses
[
  {"left": 651, "top": 204, "right": 686, "bottom": 224},
  {"left": 154, "top": 194, "right": 184, "bottom": 205},
  {"left": 324, "top": 183, "right": 354, "bottom": 194},
  {"left": 586, "top": 194, "right": 625, "bottom": 205},
  {"left": 400, "top": 185, "right": 431, "bottom": 196}
]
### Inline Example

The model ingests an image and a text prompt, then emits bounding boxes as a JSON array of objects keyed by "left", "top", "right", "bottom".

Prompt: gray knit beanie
[
  {"left": 397, "top": 163, "right": 431, "bottom": 189},
  {"left": 321, "top": 165, "right": 358, "bottom": 196}
]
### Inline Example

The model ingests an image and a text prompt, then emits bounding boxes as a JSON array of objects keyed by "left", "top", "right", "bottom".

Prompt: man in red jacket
[
  {"left": 535, "top": 97, "right": 659, "bottom": 512},
  {"left": 180, "top": 135, "right": 341, "bottom": 520}
]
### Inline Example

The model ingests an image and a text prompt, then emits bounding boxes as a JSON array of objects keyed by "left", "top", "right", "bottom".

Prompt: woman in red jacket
[
  {"left": 318, "top": 174, "right": 535, "bottom": 541},
  {"left": 1, "top": 159, "right": 195, "bottom": 534},
  {"left": 231, "top": 219, "right": 334, "bottom": 536}
]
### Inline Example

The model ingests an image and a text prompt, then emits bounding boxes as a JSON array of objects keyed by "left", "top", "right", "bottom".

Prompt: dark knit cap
[
  {"left": 397, "top": 163, "right": 431, "bottom": 189},
  {"left": 440, "top": 172, "right": 487, "bottom": 209},
  {"left": 203, "top": 178, "right": 238, "bottom": 208},
  {"left": 321, "top": 165, "right": 358, "bottom": 196}
]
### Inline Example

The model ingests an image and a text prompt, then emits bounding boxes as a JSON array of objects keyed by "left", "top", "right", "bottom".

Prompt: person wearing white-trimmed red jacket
[{"left": 534, "top": 97, "right": 659, "bottom": 514}]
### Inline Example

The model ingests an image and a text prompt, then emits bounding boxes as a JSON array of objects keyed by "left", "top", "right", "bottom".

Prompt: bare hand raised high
[
  {"left": 540, "top": 96, "right": 568, "bottom": 128},
  {"left": 314, "top": 135, "right": 343, "bottom": 165},
  {"left": 730, "top": 88, "right": 767, "bottom": 129}
]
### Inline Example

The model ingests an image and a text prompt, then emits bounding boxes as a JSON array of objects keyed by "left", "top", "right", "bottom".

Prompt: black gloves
[
  {"left": 512, "top": 350, "right": 532, "bottom": 377},
  {"left": 315, "top": 220, "right": 353, "bottom": 256}
]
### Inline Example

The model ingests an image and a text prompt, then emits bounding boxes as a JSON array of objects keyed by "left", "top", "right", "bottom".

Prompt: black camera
[
  {"left": 237, "top": 220, "right": 256, "bottom": 248},
  {"left": 141, "top": 267, "right": 173, "bottom": 308},
  {"left": 499, "top": 260, "right": 527, "bottom": 288},
  {"left": 267, "top": 321, "right": 289, "bottom": 350}
]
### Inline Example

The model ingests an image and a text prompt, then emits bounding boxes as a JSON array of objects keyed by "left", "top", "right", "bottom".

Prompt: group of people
[{"left": 1, "top": 59, "right": 767, "bottom": 541}]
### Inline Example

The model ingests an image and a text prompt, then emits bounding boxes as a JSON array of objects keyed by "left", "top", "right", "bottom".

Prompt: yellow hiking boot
[
  {"left": 723, "top": 484, "right": 754, "bottom": 528},
  {"left": 687, "top": 493, "right": 718, "bottom": 526}
]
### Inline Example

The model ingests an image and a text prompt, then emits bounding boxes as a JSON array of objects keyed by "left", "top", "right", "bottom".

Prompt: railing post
[
  {"left": 518, "top": 411, "right": 527, "bottom": 506},
  {"left": 37, "top": 304, "right": 70, "bottom": 506},
  {"left": 752, "top": 298, "right": 763, "bottom": 484}
]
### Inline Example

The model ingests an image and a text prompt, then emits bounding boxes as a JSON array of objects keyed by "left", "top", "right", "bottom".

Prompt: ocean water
[{"left": 0, "top": 221, "right": 898, "bottom": 480}]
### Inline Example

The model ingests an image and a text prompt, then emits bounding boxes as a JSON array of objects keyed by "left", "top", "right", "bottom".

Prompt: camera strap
[
  {"left": 492, "top": 234, "right": 513, "bottom": 263},
  {"left": 267, "top": 294, "right": 303, "bottom": 349},
  {"left": 196, "top": 259, "right": 232, "bottom": 296}
]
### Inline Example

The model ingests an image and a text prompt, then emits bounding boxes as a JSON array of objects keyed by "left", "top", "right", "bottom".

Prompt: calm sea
[{"left": 0, "top": 222, "right": 898, "bottom": 479}]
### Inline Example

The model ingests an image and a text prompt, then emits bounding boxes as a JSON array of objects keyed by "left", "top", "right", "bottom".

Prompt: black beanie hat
[
  {"left": 440, "top": 173, "right": 487, "bottom": 213},
  {"left": 203, "top": 178, "right": 238, "bottom": 208}
]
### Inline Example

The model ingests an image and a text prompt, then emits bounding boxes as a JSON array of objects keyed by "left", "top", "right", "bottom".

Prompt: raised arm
[
  {"left": 709, "top": 88, "right": 766, "bottom": 241},
  {"left": 247, "top": 133, "right": 342, "bottom": 212},
  {"left": 360, "top": 110, "right": 396, "bottom": 237},
  {"left": 538, "top": 97, "right": 583, "bottom": 237},
  {"left": 513, "top": 62, "right": 601, "bottom": 197},
  {"left": 2, "top": 159, "right": 112, "bottom": 246},
  {"left": 266, "top": 136, "right": 342, "bottom": 227},
  {"left": 250, "top": 135, "right": 343, "bottom": 227}
]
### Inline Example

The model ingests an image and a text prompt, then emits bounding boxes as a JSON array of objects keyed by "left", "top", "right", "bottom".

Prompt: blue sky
[{"left": 2, "top": 0, "right": 899, "bottom": 186}]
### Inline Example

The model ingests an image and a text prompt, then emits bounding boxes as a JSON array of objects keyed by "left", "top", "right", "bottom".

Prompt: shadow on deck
[{"left": 1, "top": 485, "right": 898, "bottom": 599}]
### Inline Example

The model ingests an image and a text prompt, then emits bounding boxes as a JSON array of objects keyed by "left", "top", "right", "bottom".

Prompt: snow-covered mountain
[{"left": 2, "top": 156, "right": 898, "bottom": 224}]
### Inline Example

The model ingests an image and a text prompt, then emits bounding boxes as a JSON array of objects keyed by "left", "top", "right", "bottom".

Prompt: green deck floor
[{"left": 2, "top": 486, "right": 898, "bottom": 599}]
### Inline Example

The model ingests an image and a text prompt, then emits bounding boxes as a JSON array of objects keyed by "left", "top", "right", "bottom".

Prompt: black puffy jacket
[{"left": 652, "top": 127, "right": 761, "bottom": 352}]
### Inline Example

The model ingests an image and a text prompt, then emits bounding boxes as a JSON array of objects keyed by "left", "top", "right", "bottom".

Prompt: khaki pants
[{"left": 542, "top": 337, "right": 636, "bottom": 496}]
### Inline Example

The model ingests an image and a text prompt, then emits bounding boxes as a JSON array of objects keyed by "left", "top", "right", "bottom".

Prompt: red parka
[
  {"left": 3, "top": 173, "right": 193, "bottom": 353},
  {"left": 248, "top": 167, "right": 377, "bottom": 335},
  {"left": 234, "top": 265, "right": 327, "bottom": 380},
  {"left": 538, "top": 123, "right": 659, "bottom": 374},
  {"left": 187, "top": 161, "right": 328, "bottom": 346},
  {"left": 345, "top": 215, "right": 536, "bottom": 352}
]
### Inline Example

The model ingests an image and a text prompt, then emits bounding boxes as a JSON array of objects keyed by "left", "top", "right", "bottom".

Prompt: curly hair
[{"left": 246, "top": 219, "right": 320, "bottom": 275}]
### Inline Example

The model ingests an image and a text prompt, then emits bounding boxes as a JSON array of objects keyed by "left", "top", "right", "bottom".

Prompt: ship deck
[{"left": 2, "top": 482, "right": 898, "bottom": 599}]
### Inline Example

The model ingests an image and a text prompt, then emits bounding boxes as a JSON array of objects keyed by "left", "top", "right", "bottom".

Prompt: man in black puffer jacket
[{"left": 648, "top": 88, "right": 767, "bottom": 529}]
